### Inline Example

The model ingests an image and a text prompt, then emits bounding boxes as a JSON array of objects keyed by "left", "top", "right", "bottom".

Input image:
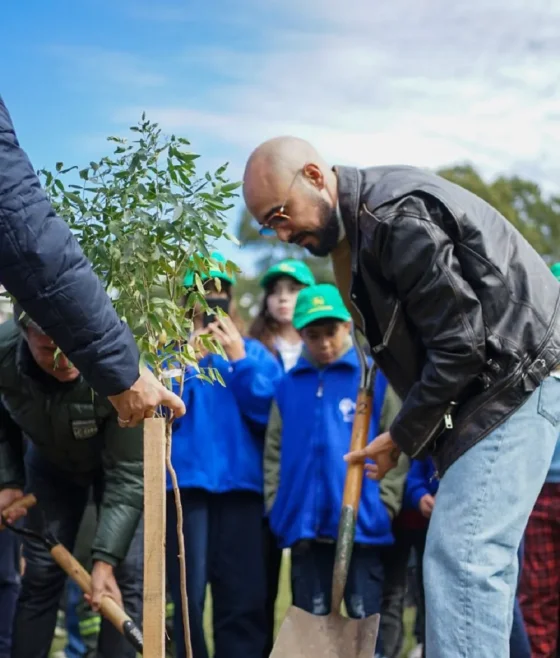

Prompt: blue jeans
[
  {"left": 0, "top": 528, "right": 20, "bottom": 658},
  {"left": 291, "top": 540, "right": 385, "bottom": 656},
  {"left": 166, "top": 488, "right": 267, "bottom": 658},
  {"left": 510, "top": 538, "right": 531, "bottom": 658},
  {"left": 424, "top": 375, "right": 560, "bottom": 658}
]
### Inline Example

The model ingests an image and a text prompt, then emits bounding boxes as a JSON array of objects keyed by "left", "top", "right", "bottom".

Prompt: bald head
[
  {"left": 243, "top": 136, "right": 334, "bottom": 220},
  {"left": 242, "top": 136, "right": 341, "bottom": 257}
]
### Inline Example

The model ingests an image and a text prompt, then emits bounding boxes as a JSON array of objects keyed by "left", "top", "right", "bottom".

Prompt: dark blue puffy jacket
[{"left": 0, "top": 96, "right": 139, "bottom": 396}]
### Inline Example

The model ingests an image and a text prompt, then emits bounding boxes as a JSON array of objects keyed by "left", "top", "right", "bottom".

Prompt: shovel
[
  {"left": 270, "top": 328, "right": 380, "bottom": 658},
  {"left": 1, "top": 493, "right": 144, "bottom": 654}
]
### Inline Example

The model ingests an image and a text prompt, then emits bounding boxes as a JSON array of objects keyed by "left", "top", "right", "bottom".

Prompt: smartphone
[{"left": 203, "top": 297, "right": 230, "bottom": 327}]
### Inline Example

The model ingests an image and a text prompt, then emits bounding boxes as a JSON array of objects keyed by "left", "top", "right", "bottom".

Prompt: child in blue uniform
[
  {"left": 264, "top": 284, "right": 406, "bottom": 658},
  {"left": 166, "top": 252, "right": 283, "bottom": 658},
  {"left": 248, "top": 258, "right": 316, "bottom": 657}
]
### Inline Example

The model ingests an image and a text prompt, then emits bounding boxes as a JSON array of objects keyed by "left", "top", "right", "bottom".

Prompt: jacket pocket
[{"left": 537, "top": 375, "right": 560, "bottom": 426}]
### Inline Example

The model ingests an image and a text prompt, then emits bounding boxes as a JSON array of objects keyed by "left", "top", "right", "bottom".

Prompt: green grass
[{"left": 50, "top": 554, "right": 417, "bottom": 657}]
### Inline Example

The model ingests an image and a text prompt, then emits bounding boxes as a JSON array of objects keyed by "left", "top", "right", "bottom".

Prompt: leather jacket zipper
[{"left": 413, "top": 400, "right": 457, "bottom": 462}]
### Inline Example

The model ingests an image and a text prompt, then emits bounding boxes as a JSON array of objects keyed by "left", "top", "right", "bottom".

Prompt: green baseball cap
[
  {"left": 551, "top": 262, "right": 560, "bottom": 281},
  {"left": 183, "top": 251, "right": 236, "bottom": 288},
  {"left": 260, "top": 259, "right": 316, "bottom": 289},
  {"left": 293, "top": 283, "right": 351, "bottom": 331}
]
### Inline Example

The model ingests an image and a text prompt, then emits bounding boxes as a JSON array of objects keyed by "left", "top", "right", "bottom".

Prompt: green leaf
[
  {"left": 173, "top": 204, "right": 183, "bottom": 221},
  {"left": 221, "top": 181, "right": 241, "bottom": 193}
]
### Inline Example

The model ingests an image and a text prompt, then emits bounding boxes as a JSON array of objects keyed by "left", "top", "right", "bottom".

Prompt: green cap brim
[
  {"left": 260, "top": 261, "right": 315, "bottom": 289},
  {"left": 293, "top": 306, "right": 351, "bottom": 331},
  {"left": 183, "top": 270, "right": 235, "bottom": 288}
]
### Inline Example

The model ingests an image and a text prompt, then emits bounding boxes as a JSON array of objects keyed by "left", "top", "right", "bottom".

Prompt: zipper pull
[
  {"left": 444, "top": 400, "right": 458, "bottom": 430},
  {"left": 316, "top": 382, "right": 324, "bottom": 398}
]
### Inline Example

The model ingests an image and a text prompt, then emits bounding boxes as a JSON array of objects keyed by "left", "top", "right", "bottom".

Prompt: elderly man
[
  {"left": 0, "top": 95, "right": 184, "bottom": 426},
  {"left": 0, "top": 306, "right": 143, "bottom": 658},
  {"left": 243, "top": 136, "right": 560, "bottom": 658}
]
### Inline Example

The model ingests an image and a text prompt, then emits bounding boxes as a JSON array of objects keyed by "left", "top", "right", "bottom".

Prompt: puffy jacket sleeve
[
  {"left": 0, "top": 397, "right": 25, "bottom": 489},
  {"left": 376, "top": 195, "right": 486, "bottom": 457},
  {"left": 227, "top": 340, "right": 283, "bottom": 428},
  {"left": 93, "top": 414, "right": 143, "bottom": 565},
  {"left": 0, "top": 96, "right": 139, "bottom": 397},
  {"left": 264, "top": 400, "right": 282, "bottom": 514},
  {"left": 405, "top": 459, "right": 433, "bottom": 510}
]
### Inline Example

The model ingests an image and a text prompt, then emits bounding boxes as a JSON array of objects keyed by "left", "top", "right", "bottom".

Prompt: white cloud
[
  {"left": 48, "top": 45, "right": 167, "bottom": 89},
  {"left": 111, "top": 0, "right": 560, "bottom": 190}
]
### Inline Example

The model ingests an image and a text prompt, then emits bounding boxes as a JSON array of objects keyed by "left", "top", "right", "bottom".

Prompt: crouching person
[
  {"left": 264, "top": 284, "right": 407, "bottom": 658},
  {"left": 0, "top": 307, "right": 143, "bottom": 658}
]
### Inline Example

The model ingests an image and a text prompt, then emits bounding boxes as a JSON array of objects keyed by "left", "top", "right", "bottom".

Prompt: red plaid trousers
[{"left": 519, "top": 482, "right": 560, "bottom": 658}]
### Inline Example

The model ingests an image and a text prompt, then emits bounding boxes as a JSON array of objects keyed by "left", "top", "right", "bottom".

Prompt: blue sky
[{"left": 3, "top": 0, "right": 560, "bottom": 274}]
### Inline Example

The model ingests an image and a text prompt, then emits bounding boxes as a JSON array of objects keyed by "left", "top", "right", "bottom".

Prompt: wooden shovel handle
[
  {"left": 342, "top": 389, "right": 373, "bottom": 510},
  {"left": 2, "top": 496, "right": 130, "bottom": 630},
  {"left": 50, "top": 544, "right": 132, "bottom": 629},
  {"left": 1, "top": 493, "right": 37, "bottom": 520}
]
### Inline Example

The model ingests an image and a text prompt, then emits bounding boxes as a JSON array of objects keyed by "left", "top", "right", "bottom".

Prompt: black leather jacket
[{"left": 336, "top": 165, "right": 560, "bottom": 475}]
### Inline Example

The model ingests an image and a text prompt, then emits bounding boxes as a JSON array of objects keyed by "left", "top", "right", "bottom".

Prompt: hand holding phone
[
  {"left": 205, "top": 313, "right": 245, "bottom": 362},
  {"left": 203, "top": 297, "right": 230, "bottom": 327}
]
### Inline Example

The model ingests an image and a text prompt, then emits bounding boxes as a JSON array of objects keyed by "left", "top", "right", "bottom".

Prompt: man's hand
[
  {"left": 0, "top": 488, "right": 25, "bottom": 529},
  {"left": 208, "top": 316, "right": 246, "bottom": 362},
  {"left": 419, "top": 493, "right": 435, "bottom": 519},
  {"left": 108, "top": 367, "right": 186, "bottom": 428},
  {"left": 344, "top": 431, "right": 401, "bottom": 480},
  {"left": 87, "top": 561, "right": 123, "bottom": 613}
]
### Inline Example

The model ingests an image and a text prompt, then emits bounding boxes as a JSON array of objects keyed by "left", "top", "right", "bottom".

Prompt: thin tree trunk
[{"left": 165, "top": 419, "right": 193, "bottom": 658}]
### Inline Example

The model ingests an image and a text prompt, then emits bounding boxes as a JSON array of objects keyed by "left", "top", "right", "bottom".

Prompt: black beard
[{"left": 291, "top": 202, "right": 340, "bottom": 257}]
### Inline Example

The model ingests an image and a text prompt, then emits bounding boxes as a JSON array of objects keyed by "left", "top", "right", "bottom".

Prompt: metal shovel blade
[{"left": 269, "top": 605, "right": 380, "bottom": 658}]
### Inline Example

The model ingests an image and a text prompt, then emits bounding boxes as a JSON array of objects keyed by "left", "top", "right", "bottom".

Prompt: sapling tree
[{"left": 40, "top": 116, "right": 241, "bottom": 657}]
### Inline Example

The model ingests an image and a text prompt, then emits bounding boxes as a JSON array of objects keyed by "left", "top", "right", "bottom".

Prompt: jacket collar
[{"left": 333, "top": 165, "right": 362, "bottom": 253}]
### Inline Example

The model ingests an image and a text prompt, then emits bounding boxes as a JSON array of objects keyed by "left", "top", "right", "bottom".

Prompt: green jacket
[
  {"left": 0, "top": 320, "right": 143, "bottom": 566},
  {"left": 264, "top": 344, "right": 409, "bottom": 518}
]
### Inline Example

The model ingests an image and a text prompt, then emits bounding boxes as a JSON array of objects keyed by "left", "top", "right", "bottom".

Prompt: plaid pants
[{"left": 519, "top": 482, "right": 560, "bottom": 658}]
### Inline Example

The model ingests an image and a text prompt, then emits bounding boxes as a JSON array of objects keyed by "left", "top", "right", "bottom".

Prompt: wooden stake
[{"left": 143, "top": 417, "right": 166, "bottom": 658}]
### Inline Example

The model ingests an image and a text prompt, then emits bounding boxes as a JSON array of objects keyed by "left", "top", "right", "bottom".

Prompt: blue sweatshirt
[
  {"left": 404, "top": 458, "right": 439, "bottom": 510},
  {"left": 265, "top": 346, "right": 397, "bottom": 549},
  {"left": 167, "top": 338, "right": 282, "bottom": 493}
]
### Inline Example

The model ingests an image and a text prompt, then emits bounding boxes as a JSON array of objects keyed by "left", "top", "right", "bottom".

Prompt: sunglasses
[{"left": 258, "top": 169, "right": 302, "bottom": 238}]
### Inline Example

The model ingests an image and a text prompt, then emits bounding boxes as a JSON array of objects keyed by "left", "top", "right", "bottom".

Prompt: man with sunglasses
[{"left": 243, "top": 136, "right": 560, "bottom": 658}]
